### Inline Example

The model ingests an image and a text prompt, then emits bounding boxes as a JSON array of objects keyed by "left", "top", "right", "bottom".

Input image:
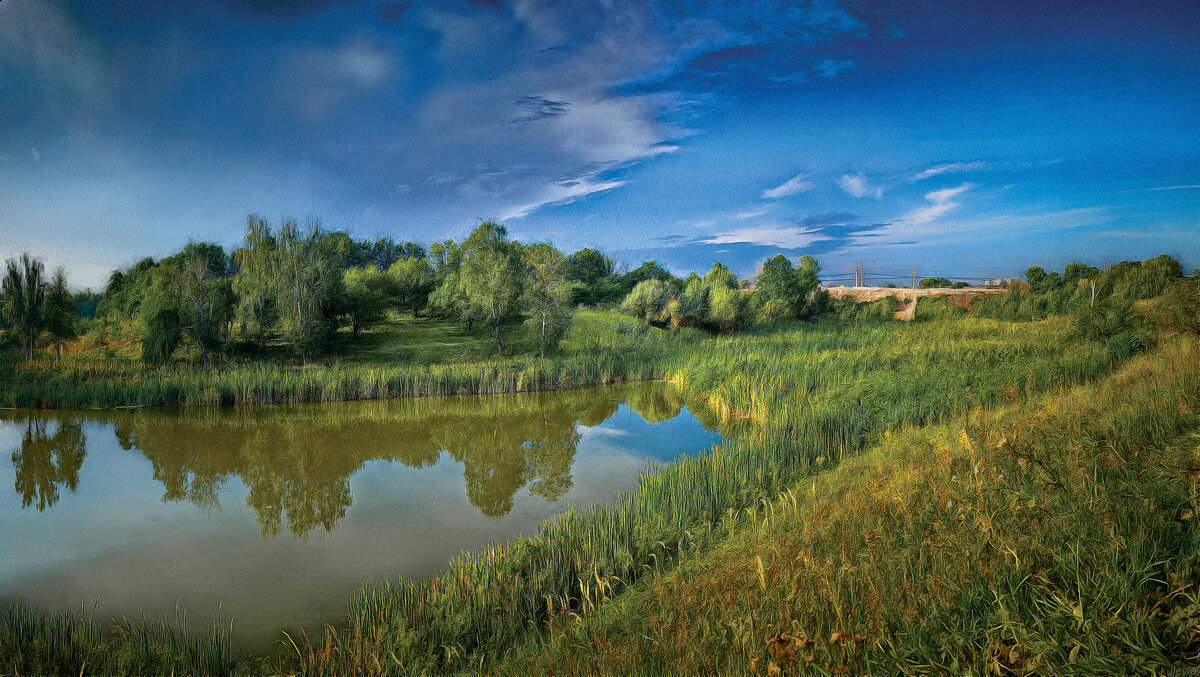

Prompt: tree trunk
[
  {"left": 541, "top": 314, "right": 547, "bottom": 358},
  {"left": 494, "top": 317, "right": 504, "bottom": 354},
  {"left": 56, "top": 341, "right": 61, "bottom": 362}
]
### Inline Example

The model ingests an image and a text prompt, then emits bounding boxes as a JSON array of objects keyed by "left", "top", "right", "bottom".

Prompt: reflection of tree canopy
[
  {"left": 93, "top": 385, "right": 678, "bottom": 536},
  {"left": 1, "top": 382, "right": 717, "bottom": 536},
  {"left": 11, "top": 419, "right": 86, "bottom": 511}
]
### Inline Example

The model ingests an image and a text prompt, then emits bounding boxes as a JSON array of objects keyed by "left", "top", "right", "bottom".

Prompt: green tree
[
  {"left": 619, "top": 260, "right": 676, "bottom": 296},
  {"left": 671, "top": 274, "right": 710, "bottom": 328},
  {"left": 276, "top": 219, "right": 340, "bottom": 362},
  {"left": 755, "top": 254, "right": 801, "bottom": 319},
  {"left": 461, "top": 221, "right": 525, "bottom": 353},
  {"left": 622, "top": 278, "right": 674, "bottom": 324},
  {"left": 919, "top": 276, "right": 953, "bottom": 289},
  {"left": 708, "top": 284, "right": 750, "bottom": 333},
  {"left": 44, "top": 269, "right": 77, "bottom": 361},
  {"left": 427, "top": 239, "right": 474, "bottom": 329},
  {"left": 565, "top": 247, "right": 620, "bottom": 305},
  {"left": 342, "top": 265, "right": 391, "bottom": 339},
  {"left": 2, "top": 254, "right": 46, "bottom": 361},
  {"left": 522, "top": 242, "right": 574, "bottom": 357},
  {"left": 703, "top": 261, "right": 738, "bottom": 290},
  {"left": 139, "top": 268, "right": 183, "bottom": 365},
  {"left": 388, "top": 256, "right": 435, "bottom": 318},
  {"left": 232, "top": 215, "right": 279, "bottom": 354},
  {"left": 177, "top": 244, "right": 233, "bottom": 365}
]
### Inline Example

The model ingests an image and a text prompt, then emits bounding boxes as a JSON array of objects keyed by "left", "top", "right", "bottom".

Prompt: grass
[
  {"left": 1, "top": 602, "right": 245, "bottom": 677},
  {"left": 481, "top": 335, "right": 1200, "bottom": 676}
]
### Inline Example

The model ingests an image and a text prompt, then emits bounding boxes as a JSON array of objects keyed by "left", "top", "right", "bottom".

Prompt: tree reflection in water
[
  {"left": 4, "top": 383, "right": 695, "bottom": 537},
  {"left": 11, "top": 419, "right": 86, "bottom": 511}
]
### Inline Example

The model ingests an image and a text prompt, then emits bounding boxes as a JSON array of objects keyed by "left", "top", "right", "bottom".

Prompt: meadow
[{"left": 1, "top": 308, "right": 1186, "bottom": 676}]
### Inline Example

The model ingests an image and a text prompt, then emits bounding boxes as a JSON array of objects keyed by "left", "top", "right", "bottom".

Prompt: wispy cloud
[
  {"left": 838, "top": 173, "right": 884, "bottom": 199},
  {"left": 699, "top": 225, "right": 826, "bottom": 248},
  {"left": 903, "top": 183, "right": 971, "bottom": 225},
  {"left": 910, "top": 161, "right": 987, "bottom": 182},
  {"left": 1140, "top": 185, "right": 1200, "bottom": 191},
  {"left": 761, "top": 173, "right": 814, "bottom": 199},
  {"left": 500, "top": 175, "right": 626, "bottom": 221}
]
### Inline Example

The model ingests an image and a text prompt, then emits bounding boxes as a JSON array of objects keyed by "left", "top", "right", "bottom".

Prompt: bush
[{"left": 1105, "top": 330, "right": 1148, "bottom": 361}]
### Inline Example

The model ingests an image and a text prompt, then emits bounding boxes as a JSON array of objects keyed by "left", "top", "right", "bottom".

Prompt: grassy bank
[{"left": 483, "top": 336, "right": 1200, "bottom": 676}]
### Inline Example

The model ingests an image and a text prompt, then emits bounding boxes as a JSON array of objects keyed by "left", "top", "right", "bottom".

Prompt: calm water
[{"left": 0, "top": 382, "right": 725, "bottom": 650}]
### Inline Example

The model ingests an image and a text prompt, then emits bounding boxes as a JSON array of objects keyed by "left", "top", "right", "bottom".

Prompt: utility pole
[{"left": 912, "top": 266, "right": 916, "bottom": 289}]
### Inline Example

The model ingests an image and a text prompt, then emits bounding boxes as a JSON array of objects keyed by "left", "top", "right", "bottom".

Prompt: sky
[{"left": 1, "top": 0, "right": 1197, "bottom": 289}]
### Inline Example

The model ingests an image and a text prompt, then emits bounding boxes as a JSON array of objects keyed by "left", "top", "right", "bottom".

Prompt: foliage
[
  {"left": 522, "top": 243, "right": 574, "bottom": 357},
  {"left": 2, "top": 254, "right": 46, "bottom": 361},
  {"left": 44, "top": 270, "right": 77, "bottom": 361},
  {"left": 461, "top": 221, "right": 525, "bottom": 353},
  {"left": 387, "top": 256, "right": 435, "bottom": 318},
  {"left": 621, "top": 278, "right": 674, "bottom": 324},
  {"left": 232, "top": 215, "right": 279, "bottom": 353},
  {"left": 275, "top": 218, "right": 341, "bottom": 361},
  {"left": 342, "top": 265, "right": 391, "bottom": 339},
  {"left": 565, "top": 248, "right": 622, "bottom": 305},
  {"left": 755, "top": 254, "right": 822, "bottom": 320},
  {"left": 919, "top": 276, "right": 952, "bottom": 288}
]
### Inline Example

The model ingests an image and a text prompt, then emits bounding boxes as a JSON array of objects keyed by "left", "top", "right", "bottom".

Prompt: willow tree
[
  {"left": 232, "top": 215, "right": 279, "bottom": 354},
  {"left": 2, "top": 254, "right": 46, "bottom": 361},
  {"left": 276, "top": 218, "right": 339, "bottom": 362},
  {"left": 177, "top": 244, "right": 233, "bottom": 365},
  {"left": 522, "top": 242, "right": 573, "bottom": 357},
  {"left": 461, "top": 221, "right": 524, "bottom": 353}
]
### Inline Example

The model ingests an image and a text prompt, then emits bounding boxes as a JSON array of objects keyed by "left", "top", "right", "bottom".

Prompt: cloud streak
[
  {"left": 910, "top": 161, "right": 987, "bottom": 181},
  {"left": 761, "top": 173, "right": 814, "bottom": 199}
]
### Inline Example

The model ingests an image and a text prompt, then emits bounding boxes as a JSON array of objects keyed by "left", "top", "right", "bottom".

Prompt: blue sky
[{"left": 1, "top": 0, "right": 1196, "bottom": 288}]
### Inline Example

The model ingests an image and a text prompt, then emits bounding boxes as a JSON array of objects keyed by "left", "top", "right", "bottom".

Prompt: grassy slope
[{"left": 484, "top": 337, "right": 1200, "bottom": 676}]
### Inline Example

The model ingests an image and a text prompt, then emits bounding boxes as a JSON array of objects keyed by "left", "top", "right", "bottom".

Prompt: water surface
[{"left": 0, "top": 382, "right": 725, "bottom": 650}]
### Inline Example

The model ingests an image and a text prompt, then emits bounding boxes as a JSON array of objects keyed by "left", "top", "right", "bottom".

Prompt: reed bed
[
  {"left": 0, "top": 348, "right": 670, "bottom": 409},
  {"left": 289, "top": 316, "right": 1119, "bottom": 675},
  {"left": 0, "top": 602, "right": 244, "bottom": 677}
]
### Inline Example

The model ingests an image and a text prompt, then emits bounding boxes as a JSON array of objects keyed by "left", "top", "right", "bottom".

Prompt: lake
[{"left": 0, "top": 382, "right": 726, "bottom": 651}]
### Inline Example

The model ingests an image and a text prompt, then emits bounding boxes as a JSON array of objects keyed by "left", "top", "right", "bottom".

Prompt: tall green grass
[{"left": 0, "top": 602, "right": 246, "bottom": 677}]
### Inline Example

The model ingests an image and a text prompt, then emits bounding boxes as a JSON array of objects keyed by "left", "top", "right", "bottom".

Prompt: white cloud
[
  {"left": 500, "top": 175, "right": 626, "bottom": 221},
  {"left": 761, "top": 173, "right": 814, "bottom": 199},
  {"left": 910, "top": 161, "right": 987, "bottom": 182},
  {"left": 838, "top": 173, "right": 884, "bottom": 199},
  {"left": 700, "top": 226, "right": 826, "bottom": 249},
  {"left": 902, "top": 183, "right": 972, "bottom": 225}
]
